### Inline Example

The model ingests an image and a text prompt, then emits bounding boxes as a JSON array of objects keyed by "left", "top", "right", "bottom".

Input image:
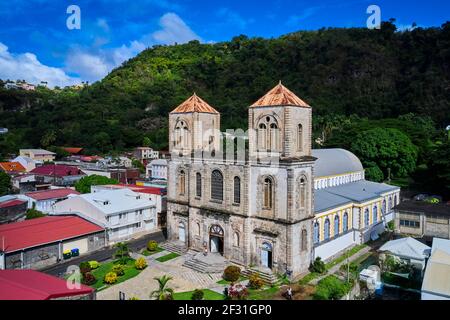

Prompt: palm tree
[
  {"left": 114, "top": 242, "right": 130, "bottom": 264},
  {"left": 150, "top": 275, "right": 174, "bottom": 300}
]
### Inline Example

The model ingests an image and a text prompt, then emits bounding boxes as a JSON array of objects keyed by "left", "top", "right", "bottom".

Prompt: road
[{"left": 40, "top": 231, "right": 166, "bottom": 277}]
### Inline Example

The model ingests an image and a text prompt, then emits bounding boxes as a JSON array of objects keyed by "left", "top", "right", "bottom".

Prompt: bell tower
[
  {"left": 248, "top": 82, "right": 312, "bottom": 159},
  {"left": 169, "top": 93, "right": 221, "bottom": 155}
]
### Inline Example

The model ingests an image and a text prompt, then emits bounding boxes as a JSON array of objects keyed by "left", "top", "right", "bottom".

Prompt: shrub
[
  {"left": 147, "top": 240, "right": 158, "bottom": 251},
  {"left": 112, "top": 264, "right": 125, "bottom": 276},
  {"left": 228, "top": 284, "right": 248, "bottom": 300},
  {"left": 88, "top": 261, "right": 100, "bottom": 269},
  {"left": 104, "top": 272, "right": 118, "bottom": 284},
  {"left": 248, "top": 273, "right": 264, "bottom": 290},
  {"left": 135, "top": 257, "right": 148, "bottom": 270},
  {"left": 313, "top": 275, "right": 351, "bottom": 300},
  {"left": 129, "top": 297, "right": 140, "bottom": 300},
  {"left": 79, "top": 261, "right": 92, "bottom": 274},
  {"left": 387, "top": 221, "right": 395, "bottom": 231},
  {"left": 223, "top": 266, "right": 241, "bottom": 282},
  {"left": 82, "top": 272, "right": 96, "bottom": 285},
  {"left": 191, "top": 289, "right": 204, "bottom": 300},
  {"left": 310, "top": 257, "right": 326, "bottom": 274}
]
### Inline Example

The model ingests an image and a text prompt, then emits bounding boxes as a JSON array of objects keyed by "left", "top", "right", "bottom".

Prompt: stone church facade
[{"left": 166, "top": 84, "right": 316, "bottom": 277}]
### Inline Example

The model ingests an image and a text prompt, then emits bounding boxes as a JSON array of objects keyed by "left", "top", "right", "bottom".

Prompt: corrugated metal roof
[
  {"left": 319, "top": 180, "right": 398, "bottom": 203},
  {"left": 250, "top": 82, "right": 310, "bottom": 108},
  {"left": 0, "top": 270, "right": 93, "bottom": 300},
  {"left": 422, "top": 249, "right": 450, "bottom": 298},
  {"left": 170, "top": 93, "right": 219, "bottom": 114},
  {"left": 0, "top": 162, "right": 26, "bottom": 172}
]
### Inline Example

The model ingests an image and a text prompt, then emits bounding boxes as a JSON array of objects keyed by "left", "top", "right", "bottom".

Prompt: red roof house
[
  {"left": 31, "top": 165, "right": 84, "bottom": 177},
  {"left": 25, "top": 188, "right": 80, "bottom": 201},
  {"left": 0, "top": 216, "right": 104, "bottom": 253},
  {"left": 0, "top": 270, "right": 94, "bottom": 300}
]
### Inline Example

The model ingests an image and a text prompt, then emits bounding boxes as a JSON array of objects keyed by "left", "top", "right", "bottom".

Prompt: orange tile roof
[
  {"left": 170, "top": 93, "right": 219, "bottom": 114},
  {"left": 62, "top": 147, "right": 83, "bottom": 154},
  {"left": 0, "top": 162, "right": 26, "bottom": 172},
  {"left": 250, "top": 82, "right": 310, "bottom": 108}
]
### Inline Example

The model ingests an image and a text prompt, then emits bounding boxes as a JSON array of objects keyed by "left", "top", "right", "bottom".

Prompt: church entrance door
[
  {"left": 209, "top": 225, "right": 224, "bottom": 255},
  {"left": 178, "top": 223, "right": 186, "bottom": 243},
  {"left": 261, "top": 242, "right": 273, "bottom": 269}
]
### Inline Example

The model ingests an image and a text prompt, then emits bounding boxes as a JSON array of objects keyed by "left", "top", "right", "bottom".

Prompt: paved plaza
[{"left": 96, "top": 249, "right": 224, "bottom": 300}]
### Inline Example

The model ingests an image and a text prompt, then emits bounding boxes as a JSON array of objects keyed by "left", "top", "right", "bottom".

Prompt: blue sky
[{"left": 0, "top": 0, "right": 449, "bottom": 87}]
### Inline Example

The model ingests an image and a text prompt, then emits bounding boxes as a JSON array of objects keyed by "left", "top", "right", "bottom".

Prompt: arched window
[
  {"left": 313, "top": 221, "right": 320, "bottom": 244},
  {"left": 175, "top": 120, "right": 189, "bottom": 149},
  {"left": 382, "top": 199, "right": 386, "bottom": 215},
  {"left": 324, "top": 218, "right": 330, "bottom": 240},
  {"left": 299, "top": 177, "right": 307, "bottom": 209},
  {"left": 196, "top": 223, "right": 201, "bottom": 236},
  {"left": 364, "top": 208, "right": 370, "bottom": 227},
  {"left": 343, "top": 212, "right": 348, "bottom": 232},
  {"left": 388, "top": 197, "right": 392, "bottom": 210},
  {"left": 394, "top": 195, "right": 398, "bottom": 206},
  {"left": 301, "top": 229, "right": 307, "bottom": 251},
  {"left": 196, "top": 172, "right": 202, "bottom": 197},
  {"left": 234, "top": 176, "right": 241, "bottom": 204},
  {"left": 373, "top": 205, "right": 378, "bottom": 224},
  {"left": 334, "top": 215, "right": 340, "bottom": 237},
  {"left": 211, "top": 170, "right": 223, "bottom": 201},
  {"left": 263, "top": 177, "right": 273, "bottom": 209},
  {"left": 297, "top": 124, "right": 303, "bottom": 151},
  {"left": 258, "top": 123, "right": 267, "bottom": 150},
  {"left": 179, "top": 170, "right": 186, "bottom": 195},
  {"left": 233, "top": 232, "right": 240, "bottom": 247},
  {"left": 269, "top": 123, "right": 279, "bottom": 151}
]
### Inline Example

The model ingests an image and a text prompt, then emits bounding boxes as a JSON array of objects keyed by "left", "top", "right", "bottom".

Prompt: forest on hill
[{"left": 0, "top": 20, "right": 449, "bottom": 197}]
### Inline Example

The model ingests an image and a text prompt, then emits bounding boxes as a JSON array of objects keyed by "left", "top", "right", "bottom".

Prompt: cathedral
[{"left": 166, "top": 82, "right": 400, "bottom": 279}]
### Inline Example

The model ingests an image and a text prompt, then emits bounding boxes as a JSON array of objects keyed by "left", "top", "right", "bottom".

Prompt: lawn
[
  {"left": 156, "top": 252, "right": 180, "bottom": 262},
  {"left": 248, "top": 286, "right": 280, "bottom": 300},
  {"left": 216, "top": 276, "right": 247, "bottom": 285},
  {"left": 142, "top": 247, "right": 164, "bottom": 256},
  {"left": 90, "top": 259, "right": 142, "bottom": 291},
  {"left": 173, "top": 289, "right": 225, "bottom": 300}
]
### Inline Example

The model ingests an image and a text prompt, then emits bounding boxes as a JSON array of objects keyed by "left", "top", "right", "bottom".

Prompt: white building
[
  {"left": 146, "top": 159, "right": 168, "bottom": 180},
  {"left": 20, "top": 188, "right": 80, "bottom": 213},
  {"left": 134, "top": 147, "right": 159, "bottom": 161},
  {"left": 52, "top": 189, "right": 157, "bottom": 243},
  {"left": 11, "top": 156, "right": 36, "bottom": 172}
]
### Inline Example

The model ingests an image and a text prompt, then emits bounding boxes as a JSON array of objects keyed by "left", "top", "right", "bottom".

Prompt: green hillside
[{"left": 0, "top": 20, "right": 449, "bottom": 156}]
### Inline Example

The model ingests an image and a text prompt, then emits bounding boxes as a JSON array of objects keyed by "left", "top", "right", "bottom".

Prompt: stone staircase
[
  {"left": 159, "top": 241, "right": 188, "bottom": 255},
  {"left": 242, "top": 267, "right": 279, "bottom": 285},
  {"left": 182, "top": 252, "right": 229, "bottom": 273}
]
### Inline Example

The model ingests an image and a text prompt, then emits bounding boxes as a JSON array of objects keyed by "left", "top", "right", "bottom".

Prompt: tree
[
  {"left": 25, "top": 207, "right": 46, "bottom": 220},
  {"left": 351, "top": 128, "right": 418, "bottom": 180},
  {"left": 40, "top": 130, "right": 57, "bottom": 148},
  {"left": 0, "top": 171, "right": 11, "bottom": 196},
  {"left": 142, "top": 136, "right": 151, "bottom": 147},
  {"left": 74, "top": 175, "right": 119, "bottom": 194},
  {"left": 114, "top": 242, "right": 130, "bottom": 264},
  {"left": 150, "top": 275, "right": 174, "bottom": 300},
  {"left": 132, "top": 159, "right": 145, "bottom": 174},
  {"left": 427, "top": 141, "right": 450, "bottom": 199}
]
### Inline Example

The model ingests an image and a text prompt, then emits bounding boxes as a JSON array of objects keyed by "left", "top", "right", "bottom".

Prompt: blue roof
[{"left": 314, "top": 180, "right": 400, "bottom": 213}]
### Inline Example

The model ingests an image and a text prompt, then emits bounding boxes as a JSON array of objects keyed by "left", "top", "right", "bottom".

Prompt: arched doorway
[
  {"left": 209, "top": 225, "right": 224, "bottom": 255},
  {"left": 261, "top": 242, "right": 273, "bottom": 269},
  {"left": 178, "top": 223, "right": 186, "bottom": 243}
]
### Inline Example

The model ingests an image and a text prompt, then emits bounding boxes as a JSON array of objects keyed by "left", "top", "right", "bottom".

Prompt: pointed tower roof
[
  {"left": 250, "top": 82, "right": 310, "bottom": 108},
  {"left": 170, "top": 93, "right": 219, "bottom": 114}
]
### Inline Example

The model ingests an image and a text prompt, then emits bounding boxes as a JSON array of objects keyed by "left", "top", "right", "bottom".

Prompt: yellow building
[{"left": 19, "top": 149, "right": 56, "bottom": 163}]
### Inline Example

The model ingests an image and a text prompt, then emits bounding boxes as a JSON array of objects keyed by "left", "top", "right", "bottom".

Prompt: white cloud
[
  {"left": 151, "top": 13, "right": 202, "bottom": 45},
  {"left": 0, "top": 42, "right": 79, "bottom": 87},
  {"left": 0, "top": 13, "right": 202, "bottom": 85},
  {"left": 65, "top": 50, "right": 111, "bottom": 81}
]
